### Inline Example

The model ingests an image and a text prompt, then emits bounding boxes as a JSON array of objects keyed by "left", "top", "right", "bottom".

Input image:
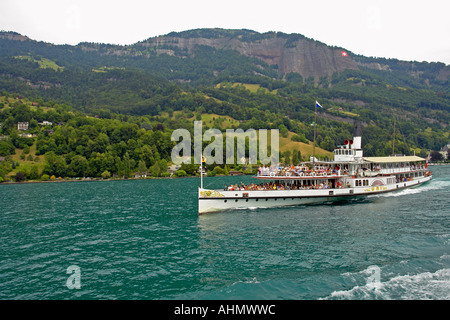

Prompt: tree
[
  {"left": 430, "top": 151, "right": 443, "bottom": 162},
  {"left": 141, "top": 122, "right": 153, "bottom": 131},
  {"left": 140, "top": 145, "right": 155, "bottom": 167},
  {"left": 101, "top": 170, "right": 111, "bottom": 179},
  {"left": 122, "top": 152, "right": 132, "bottom": 177},
  {"left": 174, "top": 169, "right": 187, "bottom": 177},
  {"left": 158, "top": 159, "right": 168, "bottom": 174},
  {"left": 137, "top": 160, "right": 147, "bottom": 174},
  {"left": 224, "top": 164, "right": 229, "bottom": 176},
  {"left": 320, "top": 136, "right": 335, "bottom": 151},
  {"left": 181, "top": 163, "right": 199, "bottom": 175},
  {"left": 283, "top": 151, "right": 291, "bottom": 165},
  {"left": 15, "top": 171, "right": 25, "bottom": 182},
  {"left": 278, "top": 124, "right": 289, "bottom": 138},
  {"left": 150, "top": 161, "right": 161, "bottom": 177},
  {"left": 291, "top": 133, "right": 307, "bottom": 143},
  {"left": 29, "top": 165, "right": 39, "bottom": 180},
  {"left": 44, "top": 151, "right": 67, "bottom": 177},
  {"left": 69, "top": 155, "right": 88, "bottom": 177},
  {"left": 91, "top": 133, "right": 109, "bottom": 153},
  {"left": 213, "top": 166, "right": 225, "bottom": 175},
  {"left": 0, "top": 141, "right": 15, "bottom": 156},
  {"left": 292, "top": 150, "right": 301, "bottom": 165}
]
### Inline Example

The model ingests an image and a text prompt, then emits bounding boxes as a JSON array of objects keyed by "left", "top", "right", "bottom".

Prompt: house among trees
[
  {"left": 19, "top": 133, "right": 36, "bottom": 138},
  {"left": 168, "top": 164, "right": 181, "bottom": 175},
  {"left": 17, "top": 122, "right": 29, "bottom": 130},
  {"left": 440, "top": 142, "right": 450, "bottom": 160},
  {"left": 134, "top": 172, "right": 148, "bottom": 178}
]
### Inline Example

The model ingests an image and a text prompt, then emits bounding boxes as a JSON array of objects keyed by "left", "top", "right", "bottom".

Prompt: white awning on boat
[{"left": 363, "top": 156, "right": 425, "bottom": 163}]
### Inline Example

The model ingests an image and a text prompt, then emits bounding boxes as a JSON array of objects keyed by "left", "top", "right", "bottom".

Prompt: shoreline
[
  {"left": 1, "top": 163, "right": 444, "bottom": 186},
  {"left": 0, "top": 173, "right": 239, "bottom": 185}
]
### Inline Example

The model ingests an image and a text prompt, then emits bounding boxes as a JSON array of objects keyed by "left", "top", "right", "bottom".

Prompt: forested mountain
[{"left": 0, "top": 29, "right": 449, "bottom": 181}]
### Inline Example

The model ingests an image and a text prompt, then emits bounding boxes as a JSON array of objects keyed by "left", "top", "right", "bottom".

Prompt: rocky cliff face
[
  {"left": 139, "top": 33, "right": 359, "bottom": 79},
  {"left": 0, "top": 31, "right": 29, "bottom": 42}
]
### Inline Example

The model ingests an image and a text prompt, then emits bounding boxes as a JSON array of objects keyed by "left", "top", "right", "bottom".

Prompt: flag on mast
[
  {"left": 315, "top": 101, "right": 323, "bottom": 108},
  {"left": 425, "top": 152, "right": 431, "bottom": 169}
]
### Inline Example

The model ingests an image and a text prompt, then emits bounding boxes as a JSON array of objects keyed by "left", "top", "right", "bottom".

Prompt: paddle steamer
[{"left": 198, "top": 123, "right": 432, "bottom": 214}]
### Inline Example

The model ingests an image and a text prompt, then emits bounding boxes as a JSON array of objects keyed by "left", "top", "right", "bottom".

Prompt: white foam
[
  {"left": 369, "top": 180, "right": 449, "bottom": 199},
  {"left": 230, "top": 277, "right": 261, "bottom": 287},
  {"left": 323, "top": 268, "right": 450, "bottom": 300}
]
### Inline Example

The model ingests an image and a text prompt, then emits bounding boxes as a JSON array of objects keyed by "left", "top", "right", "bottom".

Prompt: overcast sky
[{"left": 1, "top": 0, "right": 449, "bottom": 64}]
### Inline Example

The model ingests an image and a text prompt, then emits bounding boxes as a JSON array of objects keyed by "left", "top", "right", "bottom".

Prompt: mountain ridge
[{"left": 1, "top": 28, "right": 448, "bottom": 84}]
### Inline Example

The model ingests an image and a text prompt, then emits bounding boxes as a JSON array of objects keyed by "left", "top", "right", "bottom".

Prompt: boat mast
[
  {"left": 313, "top": 102, "right": 317, "bottom": 165},
  {"left": 392, "top": 116, "right": 396, "bottom": 156},
  {"left": 200, "top": 154, "right": 205, "bottom": 189}
]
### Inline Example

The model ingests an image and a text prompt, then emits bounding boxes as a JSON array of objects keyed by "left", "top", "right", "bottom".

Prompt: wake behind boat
[{"left": 198, "top": 122, "right": 432, "bottom": 214}]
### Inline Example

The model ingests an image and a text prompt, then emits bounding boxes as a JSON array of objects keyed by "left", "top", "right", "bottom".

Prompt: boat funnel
[{"left": 352, "top": 121, "right": 362, "bottom": 153}]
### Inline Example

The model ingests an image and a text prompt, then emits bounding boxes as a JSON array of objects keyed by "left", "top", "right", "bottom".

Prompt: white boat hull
[{"left": 198, "top": 175, "right": 432, "bottom": 214}]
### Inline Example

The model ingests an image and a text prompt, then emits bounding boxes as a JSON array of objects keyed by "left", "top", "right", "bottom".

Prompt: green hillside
[{"left": 0, "top": 29, "right": 449, "bottom": 181}]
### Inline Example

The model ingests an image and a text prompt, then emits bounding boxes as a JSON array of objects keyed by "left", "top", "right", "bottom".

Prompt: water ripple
[{"left": 0, "top": 166, "right": 449, "bottom": 299}]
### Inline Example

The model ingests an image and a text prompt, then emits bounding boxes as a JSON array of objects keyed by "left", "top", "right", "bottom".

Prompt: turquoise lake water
[{"left": 0, "top": 166, "right": 449, "bottom": 300}]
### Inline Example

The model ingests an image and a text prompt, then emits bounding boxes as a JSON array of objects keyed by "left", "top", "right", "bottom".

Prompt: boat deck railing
[
  {"left": 256, "top": 169, "right": 344, "bottom": 178},
  {"left": 377, "top": 165, "right": 426, "bottom": 174}
]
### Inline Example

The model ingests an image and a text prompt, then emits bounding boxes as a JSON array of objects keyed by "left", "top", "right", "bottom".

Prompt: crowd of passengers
[
  {"left": 223, "top": 164, "right": 428, "bottom": 191},
  {"left": 257, "top": 165, "right": 345, "bottom": 177},
  {"left": 225, "top": 181, "right": 345, "bottom": 191},
  {"left": 257, "top": 163, "right": 426, "bottom": 177}
]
